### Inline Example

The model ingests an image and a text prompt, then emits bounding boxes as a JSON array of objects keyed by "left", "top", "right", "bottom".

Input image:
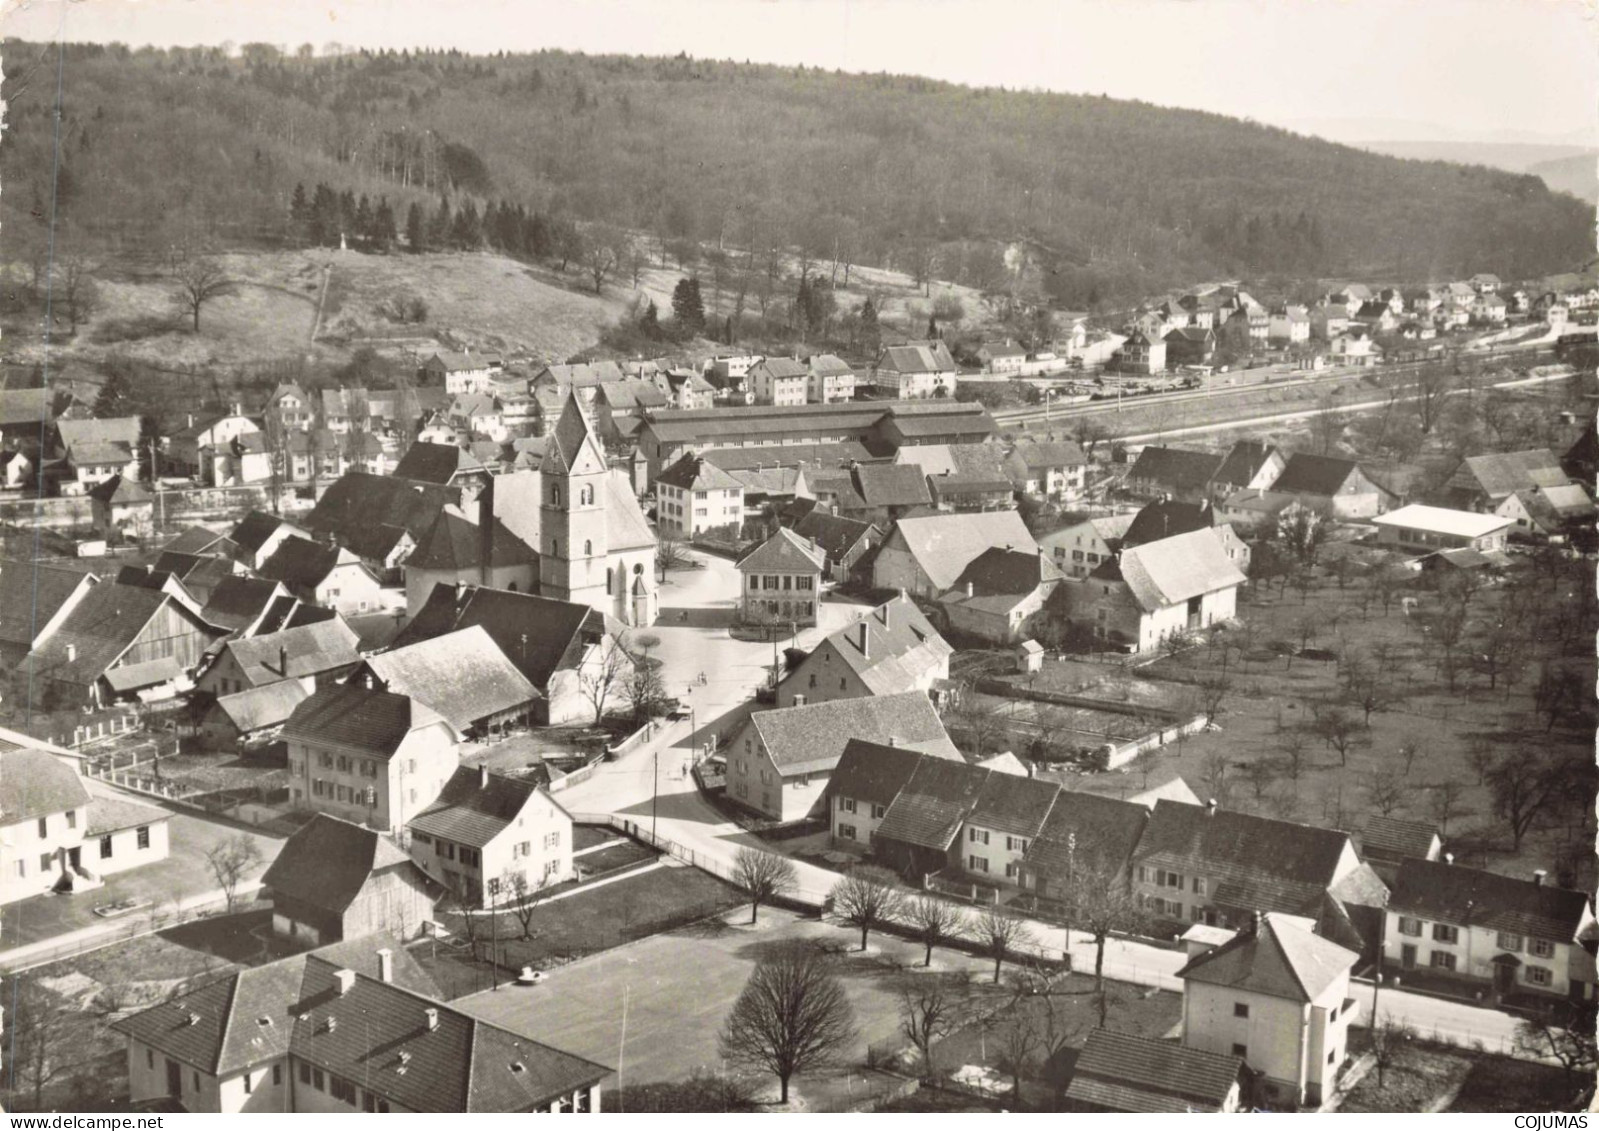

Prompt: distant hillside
[
  {"left": 2, "top": 41, "right": 1592, "bottom": 312},
  {"left": 1357, "top": 140, "right": 1594, "bottom": 174},
  {"left": 1527, "top": 153, "right": 1598, "bottom": 204}
]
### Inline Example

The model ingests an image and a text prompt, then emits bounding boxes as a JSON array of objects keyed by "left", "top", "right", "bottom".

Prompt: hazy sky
[{"left": 3, "top": 0, "right": 1595, "bottom": 144}]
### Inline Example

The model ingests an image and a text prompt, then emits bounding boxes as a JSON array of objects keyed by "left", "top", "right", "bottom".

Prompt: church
[{"left": 534, "top": 393, "right": 659, "bottom": 627}]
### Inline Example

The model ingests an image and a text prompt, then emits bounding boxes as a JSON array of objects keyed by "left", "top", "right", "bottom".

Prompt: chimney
[
  {"left": 1205, "top": 798, "right": 1217, "bottom": 815},
  {"left": 880, "top": 601, "right": 891, "bottom": 629},
  {"left": 278, "top": 645, "right": 289, "bottom": 677},
  {"left": 1444, "top": 852, "right": 1454, "bottom": 865},
  {"left": 886, "top": 735, "right": 899, "bottom": 747},
  {"left": 965, "top": 581, "right": 974, "bottom": 598},
  {"left": 187, "top": 414, "right": 195, "bottom": 428},
  {"left": 377, "top": 948, "right": 394, "bottom": 983},
  {"left": 1252, "top": 910, "right": 1263, "bottom": 934},
  {"left": 424, "top": 1008, "right": 440, "bottom": 1032},
  {"left": 479, "top": 764, "right": 490, "bottom": 790},
  {"left": 1533, "top": 869, "right": 1547, "bottom": 887},
  {"left": 66, "top": 643, "right": 76, "bottom": 663},
  {"left": 334, "top": 968, "right": 356, "bottom": 996},
  {"left": 857, "top": 620, "right": 869, "bottom": 657}
]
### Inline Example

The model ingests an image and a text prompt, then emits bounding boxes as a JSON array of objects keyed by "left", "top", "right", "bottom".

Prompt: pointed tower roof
[{"left": 546, "top": 393, "right": 607, "bottom": 476}]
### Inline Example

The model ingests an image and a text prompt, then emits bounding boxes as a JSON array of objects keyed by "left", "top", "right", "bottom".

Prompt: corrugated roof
[
  {"left": 887, "top": 511, "right": 1036, "bottom": 591},
  {"left": 0, "top": 745, "right": 91, "bottom": 824},
  {"left": 1066, "top": 1030, "right": 1243, "bottom": 1113},
  {"left": 1391, "top": 859, "right": 1593, "bottom": 941},
  {"left": 282, "top": 683, "right": 450, "bottom": 756},
  {"left": 751, "top": 690, "right": 959, "bottom": 774},
  {"left": 1176, "top": 912, "right": 1358, "bottom": 1003},
  {"left": 360, "top": 626, "right": 540, "bottom": 731}
]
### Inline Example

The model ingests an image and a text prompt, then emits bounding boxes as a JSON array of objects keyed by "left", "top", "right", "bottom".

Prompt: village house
[
  {"left": 791, "top": 510, "right": 880, "bottom": 584},
  {"left": 266, "top": 383, "right": 315, "bottom": 431},
  {"left": 227, "top": 511, "right": 309, "bottom": 573},
  {"left": 1069, "top": 527, "right": 1247, "bottom": 651},
  {"left": 195, "top": 618, "right": 362, "bottom": 699},
  {"left": 655, "top": 453, "right": 746, "bottom": 539},
  {"left": 0, "top": 447, "right": 34, "bottom": 491},
  {"left": 88, "top": 474, "right": 154, "bottom": 536},
  {"left": 1371, "top": 504, "right": 1512, "bottom": 554},
  {"left": 113, "top": 938, "right": 609, "bottom": 1113},
  {"left": 408, "top": 766, "right": 574, "bottom": 907},
  {"left": 1207, "top": 439, "right": 1285, "bottom": 500},
  {"left": 938, "top": 546, "right": 1064, "bottom": 644},
  {"left": 736, "top": 527, "right": 826, "bottom": 629},
  {"left": 282, "top": 681, "right": 460, "bottom": 836},
  {"left": 1493, "top": 482, "right": 1596, "bottom": 539},
  {"left": 1357, "top": 814, "right": 1442, "bottom": 886},
  {"left": 1116, "top": 330, "right": 1168, "bottom": 374},
  {"left": 1164, "top": 326, "right": 1217, "bottom": 368},
  {"left": 867, "top": 758, "right": 1017, "bottom": 880},
  {"left": 1384, "top": 859, "right": 1597, "bottom": 1003},
  {"left": 1123, "top": 446, "right": 1225, "bottom": 502},
  {"left": 1310, "top": 302, "right": 1350, "bottom": 341},
  {"left": 1351, "top": 301, "right": 1399, "bottom": 335},
  {"left": 1440, "top": 448, "right": 1571, "bottom": 511},
  {"left": 1329, "top": 330, "right": 1378, "bottom": 366},
  {"left": 872, "top": 341, "right": 959, "bottom": 399},
  {"left": 662, "top": 369, "right": 717, "bottom": 411},
  {"left": 166, "top": 409, "right": 261, "bottom": 483},
  {"left": 805, "top": 354, "right": 857, "bottom": 404},
  {"left": 422, "top": 348, "right": 504, "bottom": 395},
  {"left": 1472, "top": 292, "right": 1509, "bottom": 324},
  {"left": 897, "top": 444, "right": 1015, "bottom": 513},
  {"left": 852, "top": 463, "right": 938, "bottom": 522},
  {"left": 55, "top": 417, "right": 140, "bottom": 495},
  {"left": 1178, "top": 912, "right": 1361, "bottom": 1109},
  {"left": 826, "top": 740, "right": 925, "bottom": 852},
  {"left": 724, "top": 691, "right": 960, "bottom": 822},
  {"left": 258, "top": 536, "right": 385, "bottom": 617},
  {"left": 977, "top": 340, "right": 1028, "bottom": 375},
  {"left": 1004, "top": 439, "right": 1088, "bottom": 501},
  {"left": 1267, "top": 453, "right": 1395, "bottom": 520},
  {"left": 1016, "top": 789, "right": 1151, "bottom": 900},
  {"left": 199, "top": 681, "right": 312, "bottom": 751},
  {"left": 401, "top": 507, "right": 539, "bottom": 616},
  {"left": 872, "top": 510, "right": 1036, "bottom": 597},
  {"left": 261, "top": 813, "right": 438, "bottom": 945},
  {"left": 355, "top": 626, "right": 540, "bottom": 738},
  {"left": 748, "top": 357, "right": 810, "bottom": 407},
  {"left": 395, "top": 584, "right": 631, "bottom": 727},
  {"left": 1063, "top": 1030, "right": 1250, "bottom": 1114},
  {"left": 0, "top": 557, "right": 98, "bottom": 670},
  {"left": 1268, "top": 305, "right": 1311, "bottom": 344},
  {"left": 777, "top": 593, "right": 951, "bottom": 708},
  {"left": 1037, "top": 513, "right": 1135, "bottom": 580}
]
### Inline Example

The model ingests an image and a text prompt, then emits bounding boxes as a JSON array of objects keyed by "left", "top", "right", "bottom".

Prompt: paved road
[{"left": 561, "top": 546, "right": 1542, "bottom": 1061}]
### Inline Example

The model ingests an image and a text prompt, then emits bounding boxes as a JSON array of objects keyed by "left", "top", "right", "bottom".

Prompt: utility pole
[
  {"left": 650, "top": 744, "right": 659, "bottom": 843},
  {"left": 488, "top": 877, "right": 502, "bottom": 990}
]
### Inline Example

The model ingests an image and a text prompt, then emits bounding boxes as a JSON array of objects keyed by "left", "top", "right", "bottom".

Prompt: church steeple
[{"left": 539, "top": 392, "right": 610, "bottom": 608}]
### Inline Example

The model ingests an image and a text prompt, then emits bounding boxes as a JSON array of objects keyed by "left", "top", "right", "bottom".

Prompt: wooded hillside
[{"left": 3, "top": 41, "right": 1590, "bottom": 308}]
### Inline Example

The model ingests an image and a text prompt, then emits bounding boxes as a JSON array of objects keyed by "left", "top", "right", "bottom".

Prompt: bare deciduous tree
[
  {"left": 905, "top": 894, "right": 961, "bottom": 967},
  {"left": 168, "top": 244, "right": 237, "bottom": 333},
  {"left": 1368, "top": 1013, "right": 1417, "bottom": 1088},
  {"left": 1428, "top": 779, "right": 1466, "bottom": 837},
  {"left": 899, "top": 980, "right": 965, "bottom": 1076},
  {"left": 829, "top": 866, "right": 904, "bottom": 952},
  {"left": 1364, "top": 766, "right": 1406, "bottom": 817},
  {"left": 719, "top": 943, "right": 856, "bottom": 1104},
  {"left": 205, "top": 832, "right": 264, "bottom": 914},
  {"left": 578, "top": 635, "right": 631, "bottom": 724},
  {"left": 731, "top": 847, "right": 798, "bottom": 924},
  {"left": 503, "top": 869, "right": 546, "bottom": 941}
]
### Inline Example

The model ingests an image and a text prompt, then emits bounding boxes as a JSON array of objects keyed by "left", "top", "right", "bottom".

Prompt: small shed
[{"left": 1015, "top": 638, "right": 1045, "bottom": 674}]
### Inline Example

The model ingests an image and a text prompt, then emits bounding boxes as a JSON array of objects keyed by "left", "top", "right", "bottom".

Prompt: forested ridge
[{"left": 2, "top": 40, "right": 1590, "bottom": 308}]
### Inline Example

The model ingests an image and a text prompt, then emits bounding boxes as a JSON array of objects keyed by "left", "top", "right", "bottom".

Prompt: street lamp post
[{"left": 487, "top": 877, "right": 502, "bottom": 991}]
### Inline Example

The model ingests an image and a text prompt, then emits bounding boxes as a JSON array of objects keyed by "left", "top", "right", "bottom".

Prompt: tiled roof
[
  {"left": 1137, "top": 800, "right": 1351, "bottom": 911},
  {"left": 873, "top": 757, "right": 988, "bottom": 850},
  {"left": 87, "top": 473, "right": 150, "bottom": 503},
  {"left": 735, "top": 527, "right": 826, "bottom": 574},
  {"left": 58, "top": 416, "right": 139, "bottom": 449},
  {"left": 807, "top": 354, "right": 855, "bottom": 378},
  {"left": 1359, "top": 815, "right": 1439, "bottom": 861},
  {"left": 980, "top": 341, "right": 1028, "bottom": 359},
  {"left": 656, "top": 453, "right": 743, "bottom": 492},
  {"left": 853, "top": 464, "right": 934, "bottom": 508},
  {"left": 200, "top": 576, "right": 289, "bottom": 632},
  {"left": 1177, "top": 912, "right": 1358, "bottom": 1003},
  {"left": 393, "top": 442, "right": 485, "bottom": 485},
  {"left": 1210, "top": 440, "right": 1278, "bottom": 491},
  {"left": 211, "top": 681, "right": 311, "bottom": 734},
  {"left": 967, "top": 772, "right": 1062, "bottom": 839},
  {"left": 1122, "top": 499, "right": 1218, "bottom": 547},
  {"left": 262, "top": 813, "right": 424, "bottom": 915},
  {"left": 1270, "top": 453, "right": 1364, "bottom": 497},
  {"left": 393, "top": 584, "right": 607, "bottom": 690},
  {"left": 219, "top": 618, "right": 362, "bottom": 686},
  {"left": 1126, "top": 446, "right": 1224, "bottom": 493},
  {"left": 20, "top": 582, "right": 186, "bottom": 687},
  {"left": 1007, "top": 439, "right": 1087, "bottom": 472},
  {"left": 728, "top": 466, "right": 800, "bottom": 496},
  {"left": 878, "top": 342, "right": 957, "bottom": 374},
  {"left": 162, "top": 526, "right": 232, "bottom": 557},
  {"left": 827, "top": 741, "right": 928, "bottom": 809},
  {"left": 1023, "top": 792, "right": 1150, "bottom": 882},
  {"left": 1448, "top": 448, "right": 1569, "bottom": 499},
  {"left": 410, "top": 766, "right": 567, "bottom": 849},
  {"left": 887, "top": 511, "right": 1036, "bottom": 591},
  {"left": 428, "top": 349, "right": 501, "bottom": 372},
  {"left": 0, "top": 745, "right": 91, "bottom": 824},
  {"left": 1093, "top": 527, "right": 1246, "bottom": 612},
  {"left": 1066, "top": 1030, "right": 1243, "bottom": 1114},
  {"left": 257, "top": 537, "right": 348, "bottom": 591},
  {"left": 751, "top": 690, "right": 959, "bottom": 774},
  {"left": 750, "top": 357, "right": 809, "bottom": 381},
  {"left": 0, "top": 557, "right": 95, "bottom": 649},
  {"left": 0, "top": 385, "right": 52, "bottom": 428},
  {"left": 281, "top": 683, "right": 450, "bottom": 756},
  {"left": 1390, "top": 859, "right": 1593, "bottom": 941},
  {"left": 793, "top": 511, "right": 877, "bottom": 559},
  {"left": 798, "top": 465, "right": 867, "bottom": 511},
  {"left": 228, "top": 511, "right": 301, "bottom": 557},
  {"left": 405, "top": 509, "right": 537, "bottom": 572},
  {"left": 360, "top": 626, "right": 540, "bottom": 731},
  {"left": 303, "top": 473, "right": 455, "bottom": 560},
  {"left": 85, "top": 795, "right": 170, "bottom": 836},
  {"left": 946, "top": 546, "right": 1061, "bottom": 598},
  {"left": 805, "top": 595, "right": 953, "bottom": 697},
  {"left": 103, "top": 656, "right": 184, "bottom": 692},
  {"left": 536, "top": 360, "right": 625, "bottom": 388},
  {"left": 701, "top": 442, "right": 878, "bottom": 472}
]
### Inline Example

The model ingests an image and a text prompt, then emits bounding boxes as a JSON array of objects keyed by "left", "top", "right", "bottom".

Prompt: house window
[
  {"left": 330, "top": 1075, "right": 357, "bottom": 1104},
  {"left": 1005, "top": 862, "right": 1019, "bottom": 879},
  {"left": 1232, "top": 1043, "right": 1247, "bottom": 1057},
  {"left": 1432, "top": 924, "right": 1459, "bottom": 944},
  {"left": 839, "top": 823, "right": 857, "bottom": 841},
  {"left": 871, "top": 804, "right": 887, "bottom": 820},
  {"left": 968, "top": 855, "right": 989, "bottom": 873},
  {"left": 1234, "top": 1003, "right": 1249, "bottom": 1018},
  {"left": 1530, "top": 938, "right": 1556, "bottom": 959},
  {"left": 1007, "top": 836, "right": 1029, "bottom": 853},
  {"left": 1496, "top": 932, "right": 1524, "bottom": 952},
  {"left": 1430, "top": 951, "right": 1457, "bottom": 971},
  {"left": 299, "top": 1063, "right": 311, "bottom": 1085},
  {"left": 273, "top": 1065, "right": 282, "bottom": 1086},
  {"left": 243, "top": 1072, "right": 253, "bottom": 1095},
  {"left": 66, "top": 810, "right": 76, "bottom": 830},
  {"left": 1526, "top": 966, "right": 1552, "bottom": 987},
  {"left": 100, "top": 835, "right": 113, "bottom": 859},
  {"left": 40, "top": 853, "right": 52, "bottom": 873},
  {"left": 1397, "top": 916, "right": 1423, "bottom": 937},
  {"left": 969, "top": 829, "right": 989, "bottom": 845},
  {"left": 1192, "top": 877, "right": 1206, "bottom": 896},
  {"left": 839, "top": 797, "right": 856, "bottom": 813},
  {"left": 37, "top": 817, "right": 46, "bottom": 837},
  {"left": 543, "top": 831, "right": 560, "bottom": 850}
]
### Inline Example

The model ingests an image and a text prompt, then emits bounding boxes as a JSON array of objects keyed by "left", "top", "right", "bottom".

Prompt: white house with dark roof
[
  {"left": 195, "top": 617, "right": 363, "bottom": 699},
  {"left": 725, "top": 690, "right": 960, "bottom": 822},
  {"left": 1384, "top": 858, "right": 1597, "bottom": 1002},
  {"left": 1004, "top": 439, "right": 1088, "bottom": 501},
  {"left": 355, "top": 625, "right": 540, "bottom": 737},
  {"left": 777, "top": 594, "right": 951, "bottom": 708},
  {"left": 1178, "top": 912, "right": 1361, "bottom": 1109},
  {"left": 1037, "top": 513, "right": 1135, "bottom": 580},
  {"left": 871, "top": 341, "right": 958, "bottom": 399},
  {"left": 408, "top": 765, "right": 573, "bottom": 907},
  {"left": 736, "top": 527, "right": 826, "bottom": 628},
  {"left": 227, "top": 511, "right": 308, "bottom": 572},
  {"left": 282, "top": 682, "right": 459, "bottom": 835},
  {"left": 654, "top": 453, "right": 745, "bottom": 539},
  {"left": 748, "top": 357, "right": 810, "bottom": 407},
  {"left": 872, "top": 510, "right": 1036, "bottom": 598},
  {"left": 805, "top": 354, "right": 856, "bottom": 404},
  {"left": 258, "top": 536, "right": 384, "bottom": 617},
  {"left": 1441, "top": 447, "right": 1571, "bottom": 510},
  {"left": 422, "top": 348, "right": 504, "bottom": 395},
  {"left": 938, "top": 546, "right": 1064, "bottom": 644},
  {"left": 826, "top": 739, "right": 926, "bottom": 851},
  {"left": 1068, "top": 526, "right": 1246, "bottom": 652}
]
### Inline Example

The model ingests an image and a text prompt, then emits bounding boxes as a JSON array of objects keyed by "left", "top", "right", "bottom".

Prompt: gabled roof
[
  {"left": 1270, "top": 453, "right": 1367, "bottom": 497},
  {"left": 200, "top": 576, "right": 290, "bottom": 633},
  {"left": 750, "top": 690, "right": 959, "bottom": 775},
  {"left": 887, "top": 511, "right": 1037, "bottom": 591},
  {"left": 405, "top": 509, "right": 538, "bottom": 572},
  {"left": 303, "top": 473, "right": 455, "bottom": 560},
  {"left": 87, "top": 473, "right": 150, "bottom": 504},
  {"left": 798, "top": 465, "right": 867, "bottom": 511},
  {"left": 58, "top": 416, "right": 139, "bottom": 450},
  {"left": 1210, "top": 440, "right": 1279, "bottom": 491},
  {"left": 392, "top": 584, "right": 609, "bottom": 690},
  {"left": 1066, "top": 1030, "right": 1244, "bottom": 1114},
  {"left": 1007, "top": 439, "right": 1087, "bottom": 473},
  {"left": 735, "top": 527, "right": 826, "bottom": 574},
  {"left": 0, "top": 557, "right": 96, "bottom": 649},
  {"left": 1137, "top": 800, "right": 1352, "bottom": 915},
  {"left": 258, "top": 537, "right": 356, "bottom": 591},
  {"left": 536, "top": 360, "right": 625, "bottom": 388},
  {"left": 749, "top": 357, "right": 808, "bottom": 381},
  {"left": 967, "top": 771, "right": 1062, "bottom": 839},
  {"left": 263, "top": 813, "right": 422, "bottom": 915},
  {"left": 1359, "top": 815, "right": 1440, "bottom": 862},
  {"left": 0, "top": 385, "right": 52, "bottom": 428},
  {"left": 281, "top": 682, "right": 450, "bottom": 755},
  {"left": 1126, "top": 447, "right": 1225, "bottom": 493},
  {"left": 1177, "top": 912, "right": 1358, "bottom": 1003},
  {"left": 945, "top": 546, "right": 1061, "bottom": 598},
  {"left": 20, "top": 582, "right": 198, "bottom": 687},
  {"left": 228, "top": 511, "right": 303, "bottom": 557},
  {"left": 878, "top": 342, "right": 957, "bottom": 374},
  {"left": 807, "top": 354, "right": 855, "bottom": 378},
  {"left": 1122, "top": 499, "right": 1218, "bottom": 547},
  {"left": 728, "top": 465, "right": 800, "bottom": 496},
  {"left": 1448, "top": 448, "right": 1569, "bottom": 499},
  {"left": 805, "top": 595, "right": 953, "bottom": 696},
  {"left": 427, "top": 348, "right": 501, "bottom": 372},
  {"left": 979, "top": 341, "right": 1028, "bottom": 359},
  {"left": 1022, "top": 792, "right": 1150, "bottom": 882},
  {"left": 656, "top": 453, "right": 743, "bottom": 492},
  {"left": 359, "top": 626, "right": 540, "bottom": 731},
  {"left": 827, "top": 741, "right": 928, "bottom": 809},
  {"left": 410, "top": 766, "right": 567, "bottom": 849},
  {"left": 162, "top": 525, "right": 232, "bottom": 557},
  {"left": 1391, "top": 859, "right": 1594, "bottom": 941},
  {"left": 0, "top": 744, "right": 91, "bottom": 825},
  {"left": 219, "top": 618, "right": 362, "bottom": 685},
  {"left": 793, "top": 511, "right": 877, "bottom": 559},
  {"left": 211, "top": 681, "right": 311, "bottom": 734},
  {"left": 854, "top": 463, "right": 934, "bottom": 508},
  {"left": 544, "top": 394, "right": 609, "bottom": 477},
  {"left": 393, "top": 442, "right": 485, "bottom": 485},
  {"left": 873, "top": 757, "right": 988, "bottom": 850},
  {"left": 1095, "top": 528, "right": 1246, "bottom": 611}
]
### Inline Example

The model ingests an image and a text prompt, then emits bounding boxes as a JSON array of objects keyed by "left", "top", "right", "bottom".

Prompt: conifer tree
[{"left": 406, "top": 202, "right": 425, "bottom": 253}]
